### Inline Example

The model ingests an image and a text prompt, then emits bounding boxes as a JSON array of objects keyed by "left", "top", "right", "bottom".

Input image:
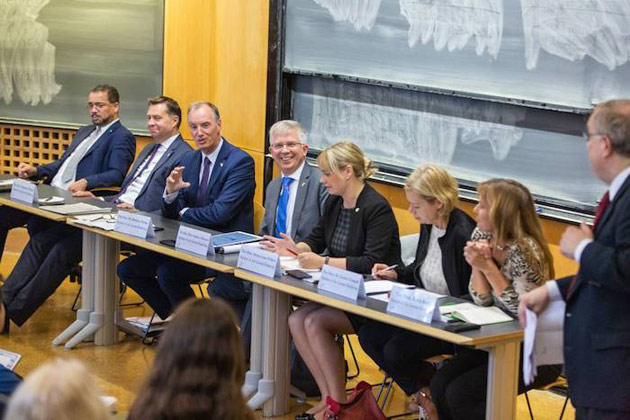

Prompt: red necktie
[{"left": 568, "top": 192, "right": 610, "bottom": 297}]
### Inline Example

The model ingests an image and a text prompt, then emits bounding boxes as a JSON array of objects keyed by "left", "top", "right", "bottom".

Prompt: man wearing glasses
[{"left": 0, "top": 84, "right": 135, "bottom": 272}]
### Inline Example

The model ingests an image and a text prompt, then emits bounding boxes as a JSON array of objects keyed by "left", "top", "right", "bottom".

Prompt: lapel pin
[
  {"left": 301, "top": 182, "right": 306, "bottom": 187},
  {"left": 355, "top": 208, "right": 360, "bottom": 213},
  {"left": 220, "top": 162, "right": 224, "bottom": 167}
]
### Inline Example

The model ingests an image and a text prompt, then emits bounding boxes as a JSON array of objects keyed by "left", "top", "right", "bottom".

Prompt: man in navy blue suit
[
  {"left": 117, "top": 101, "right": 255, "bottom": 320},
  {"left": 520, "top": 100, "right": 630, "bottom": 420},
  {"left": 0, "top": 96, "right": 191, "bottom": 332},
  {"left": 0, "top": 84, "right": 135, "bottom": 269}
]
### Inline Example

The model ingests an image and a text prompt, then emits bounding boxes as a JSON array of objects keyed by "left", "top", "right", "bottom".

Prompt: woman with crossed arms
[
  {"left": 358, "top": 164, "right": 475, "bottom": 410},
  {"left": 424, "top": 179, "right": 561, "bottom": 420},
  {"left": 263, "top": 141, "right": 401, "bottom": 420}
]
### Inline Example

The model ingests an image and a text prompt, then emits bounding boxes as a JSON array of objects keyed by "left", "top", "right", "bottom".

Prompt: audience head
[
  {"left": 187, "top": 101, "right": 222, "bottom": 154},
  {"left": 269, "top": 120, "right": 309, "bottom": 176},
  {"left": 4, "top": 358, "right": 109, "bottom": 420},
  {"left": 317, "top": 141, "right": 376, "bottom": 196},
  {"left": 88, "top": 84, "right": 120, "bottom": 126},
  {"left": 128, "top": 298, "right": 253, "bottom": 420},
  {"left": 475, "top": 179, "right": 554, "bottom": 277},
  {"left": 586, "top": 99, "right": 630, "bottom": 183},
  {"left": 147, "top": 95, "right": 182, "bottom": 141},
  {"left": 404, "top": 164, "right": 458, "bottom": 227}
]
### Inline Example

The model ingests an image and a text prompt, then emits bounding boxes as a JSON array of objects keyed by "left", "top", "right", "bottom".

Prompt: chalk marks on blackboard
[
  {"left": 399, "top": 0, "right": 503, "bottom": 58},
  {"left": 521, "top": 0, "right": 630, "bottom": 71},
  {"left": 0, "top": 0, "right": 62, "bottom": 106},
  {"left": 313, "top": 0, "right": 382, "bottom": 30}
]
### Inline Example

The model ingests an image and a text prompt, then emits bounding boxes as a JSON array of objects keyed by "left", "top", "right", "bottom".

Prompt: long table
[{"left": 236, "top": 269, "right": 523, "bottom": 420}]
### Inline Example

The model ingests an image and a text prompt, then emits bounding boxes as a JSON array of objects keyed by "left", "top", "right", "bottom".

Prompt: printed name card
[
  {"left": 318, "top": 265, "right": 366, "bottom": 301},
  {"left": 386, "top": 287, "right": 441, "bottom": 323},
  {"left": 237, "top": 244, "right": 281, "bottom": 278},
  {"left": 175, "top": 225, "right": 215, "bottom": 257},
  {"left": 114, "top": 211, "right": 155, "bottom": 239},
  {"left": 11, "top": 179, "right": 38, "bottom": 204}
]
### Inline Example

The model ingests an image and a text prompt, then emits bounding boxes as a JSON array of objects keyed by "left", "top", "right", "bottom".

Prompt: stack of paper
[
  {"left": 73, "top": 214, "right": 118, "bottom": 230},
  {"left": 126, "top": 314, "right": 173, "bottom": 333},
  {"left": 447, "top": 305, "right": 514, "bottom": 325},
  {"left": 523, "top": 300, "right": 565, "bottom": 385},
  {"left": 365, "top": 280, "right": 414, "bottom": 296},
  {"left": 0, "top": 179, "right": 14, "bottom": 191},
  {"left": 44, "top": 202, "right": 112, "bottom": 215}
]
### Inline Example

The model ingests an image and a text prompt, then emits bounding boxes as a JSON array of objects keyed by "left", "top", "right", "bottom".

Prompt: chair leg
[
  {"left": 525, "top": 391, "right": 535, "bottom": 420},
  {"left": 141, "top": 312, "right": 158, "bottom": 346},
  {"left": 119, "top": 283, "right": 145, "bottom": 308},
  {"left": 558, "top": 395, "right": 569, "bottom": 420},
  {"left": 71, "top": 285, "right": 82, "bottom": 312},
  {"left": 345, "top": 335, "right": 360, "bottom": 380}
]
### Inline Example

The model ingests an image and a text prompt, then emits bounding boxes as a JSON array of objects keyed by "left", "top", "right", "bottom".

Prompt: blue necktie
[
  {"left": 196, "top": 157, "right": 212, "bottom": 207},
  {"left": 275, "top": 177, "right": 294, "bottom": 238}
]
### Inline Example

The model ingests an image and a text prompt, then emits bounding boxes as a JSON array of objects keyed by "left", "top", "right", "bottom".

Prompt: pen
[
  {"left": 376, "top": 264, "right": 398, "bottom": 274},
  {"left": 286, "top": 248, "right": 299, "bottom": 257}
]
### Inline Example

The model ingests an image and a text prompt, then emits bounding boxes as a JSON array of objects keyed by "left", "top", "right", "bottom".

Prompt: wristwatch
[{"left": 324, "top": 256, "right": 330, "bottom": 266}]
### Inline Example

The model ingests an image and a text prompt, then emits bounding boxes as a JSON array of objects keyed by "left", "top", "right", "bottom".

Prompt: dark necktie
[
  {"left": 196, "top": 157, "right": 212, "bottom": 207},
  {"left": 115, "top": 144, "right": 161, "bottom": 200},
  {"left": 568, "top": 191, "right": 611, "bottom": 297},
  {"left": 275, "top": 177, "right": 294, "bottom": 237}
]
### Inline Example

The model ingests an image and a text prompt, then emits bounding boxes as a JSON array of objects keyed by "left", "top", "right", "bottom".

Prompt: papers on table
[
  {"left": 72, "top": 214, "right": 118, "bottom": 230},
  {"left": 0, "top": 348, "right": 21, "bottom": 371},
  {"left": 126, "top": 314, "right": 173, "bottom": 333},
  {"left": 365, "top": 280, "right": 413, "bottom": 295},
  {"left": 37, "top": 195, "right": 65, "bottom": 205},
  {"left": 43, "top": 202, "right": 112, "bottom": 215},
  {"left": 0, "top": 178, "right": 14, "bottom": 191},
  {"left": 523, "top": 299, "right": 565, "bottom": 386},
  {"left": 447, "top": 305, "right": 514, "bottom": 325}
]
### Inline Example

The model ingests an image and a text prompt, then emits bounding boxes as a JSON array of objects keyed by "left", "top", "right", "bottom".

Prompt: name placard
[
  {"left": 318, "top": 265, "right": 366, "bottom": 301},
  {"left": 114, "top": 211, "right": 155, "bottom": 239},
  {"left": 237, "top": 244, "right": 281, "bottom": 278},
  {"left": 11, "top": 179, "right": 38, "bottom": 204},
  {"left": 387, "top": 286, "right": 441, "bottom": 323},
  {"left": 175, "top": 225, "right": 215, "bottom": 257}
]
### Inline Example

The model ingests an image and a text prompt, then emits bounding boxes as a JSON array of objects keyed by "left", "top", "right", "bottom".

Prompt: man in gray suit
[
  {"left": 241, "top": 120, "right": 328, "bottom": 351},
  {"left": 0, "top": 96, "right": 191, "bottom": 330}
]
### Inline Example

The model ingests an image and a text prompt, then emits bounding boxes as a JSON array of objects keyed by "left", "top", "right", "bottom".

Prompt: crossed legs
[{"left": 288, "top": 302, "right": 355, "bottom": 417}]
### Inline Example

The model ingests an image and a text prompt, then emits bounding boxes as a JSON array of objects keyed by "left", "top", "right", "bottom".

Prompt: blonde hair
[
  {"left": 405, "top": 164, "right": 458, "bottom": 218},
  {"left": 317, "top": 141, "right": 376, "bottom": 181},
  {"left": 478, "top": 179, "right": 554, "bottom": 278},
  {"left": 269, "top": 120, "right": 307, "bottom": 144},
  {"left": 4, "top": 358, "right": 109, "bottom": 420}
]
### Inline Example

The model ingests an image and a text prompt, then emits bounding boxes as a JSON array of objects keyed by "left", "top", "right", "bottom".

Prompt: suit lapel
[
  {"left": 62, "top": 125, "right": 95, "bottom": 162},
  {"left": 187, "top": 151, "right": 202, "bottom": 203},
  {"left": 289, "top": 164, "right": 311, "bottom": 238},
  {"left": 206, "top": 139, "right": 230, "bottom": 197},
  {"left": 596, "top": 175, "right": 630, "bottom": 236},
  {"left": 82, "top": 121, "right": 119, "bottom": 160},
  {"left": 267, "top": 177, "right": 282, "bottom": 236}
]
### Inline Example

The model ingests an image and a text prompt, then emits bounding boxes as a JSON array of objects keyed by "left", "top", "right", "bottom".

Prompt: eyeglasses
[
  {"left": 270, "top": 141, "right": 304, "bottom": 151},
  {"left": 582, "top": 131, "right": 606, "bottom": 142},
  {"left": 87, "top": 102, "right": 110, "bottom": 110}
]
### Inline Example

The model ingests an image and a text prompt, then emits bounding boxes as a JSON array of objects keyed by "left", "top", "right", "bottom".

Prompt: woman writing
[{"left": 263, "top": 141, "right": 401, "bottom": 419}]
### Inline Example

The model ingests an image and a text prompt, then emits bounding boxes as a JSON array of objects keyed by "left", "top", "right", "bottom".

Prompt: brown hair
[
  {"left": 128, "top": 299, "right": 254, "bottom": 420},
  {"left": 590, "top": 99, "right": 630, "bottom": 157},
  {"left": 478, "top": 179, "right": 554, "bottom": 278},
  {"left": 188, "top": 101, "right": 221, "bottom": 122},
  {"left": 90, "top": 84, "right": 119, "bottom": 103},
  {"left": 148, "top": 95, "right": 182, "bottom": 128},
  {"left": 317, "top": 141, "right": 376, "bottom": 181},
  {"left": 405, "top": 164, "right": 458, "bottom": 218}
]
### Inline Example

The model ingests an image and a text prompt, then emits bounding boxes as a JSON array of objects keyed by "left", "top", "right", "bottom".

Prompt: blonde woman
[
  {"left": 263, "top": 141, "right": 401, "bottom": 419},
  {"left": 358, "top": 164, "right": 475, "bottom": 406},
  {"left": 427, "top": 179, "right": 561, "bottom": 420},
  {"left": 3, "top": 358, "right": 109, "bottom": 420}
]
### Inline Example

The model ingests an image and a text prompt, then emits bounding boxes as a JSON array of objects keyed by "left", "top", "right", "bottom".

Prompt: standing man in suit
[
  {"left": 241, "top": 120, "right": 328, "bottom": 350},
  {"left": 117, "top": 101, "right": 256, "bottom": 321},
  {"left": 0, "top": 84, "right": 135, "bottom": 269},
  {"left": 519, "top": 99, "right": 630, "bottom": 420},
  {"left": 0, "top": 96, "right": 191, "bottom": 332}
]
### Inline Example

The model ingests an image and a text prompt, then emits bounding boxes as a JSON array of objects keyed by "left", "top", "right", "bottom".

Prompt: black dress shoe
[{"left": 295, "top": 413, "right": 315, "bottom": 420}]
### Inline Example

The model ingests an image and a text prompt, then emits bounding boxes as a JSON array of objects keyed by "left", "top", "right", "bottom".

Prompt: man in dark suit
[
  {"left": 117, "top": 101, "right": 256, "bottom": 320},
  {"left": 0, "top": 84, "right": 135, "bottom": 268},
  {"left": 0, "top": 96, "right": 191, "bottom": 332},
  {"left": 519, "top": 100, "right": 630, "bottom": 420}
]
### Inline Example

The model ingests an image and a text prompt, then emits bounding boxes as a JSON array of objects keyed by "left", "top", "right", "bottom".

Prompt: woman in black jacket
[
  {"left": 263, "top": 142, "right": 401, "bottom": 419},
  {"left": 358, "top": 164, "right": 475, "bottom": 407}
]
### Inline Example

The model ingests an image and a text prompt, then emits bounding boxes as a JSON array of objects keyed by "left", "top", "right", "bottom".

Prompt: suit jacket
[
  {"left": 117, "top": 135, "right": 193, "bottom": 212},
  {"left": 556, "top": 174, "right": 630, "bottom": 412},
  {"left": 260, "top": 163, "right": 328, "bottom": 242},
  {"left": 396, "top": 208, "right": 475, "bottom": 297},
  {"left": 35, "top": 120, "right": 135, "bottom": 189},
  {"left": 303, "top": 183, "right": 401, "bottom": 274},
  {"left": 163, "top": 139, "right": 256, "bottom": 233}
]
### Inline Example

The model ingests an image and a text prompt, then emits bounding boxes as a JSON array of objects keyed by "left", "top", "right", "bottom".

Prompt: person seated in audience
[
  {"left": 358, "top": 164, "right": 475, "bottom": 409},
  {"left": 263, "top": 141, "right": 401, "bottom": 420},
  {"left": 3, "top": 358, "right": 109, "bottom": 420},
  {"left": 0, "top": 96, "right": 191, "bottom": 333},
  {"left": 425, "top": 179, "right": 562, "bottom": 420},
  {"left": 128, "top": 298, "right": 254, "bottom": 420}
]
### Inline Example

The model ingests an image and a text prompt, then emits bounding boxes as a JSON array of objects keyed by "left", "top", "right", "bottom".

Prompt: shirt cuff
[
  {"left": 179, "top": 207, "right": 189, "bottom": 218},
  {"left": 546, "top": 281, "right": 562, "bottom": 302},
  {"left": 574, "top": 239, "right": 593, "bottom": 263},
  {"left": 163, "top": 189, "right": 178, "bottom": 204}
]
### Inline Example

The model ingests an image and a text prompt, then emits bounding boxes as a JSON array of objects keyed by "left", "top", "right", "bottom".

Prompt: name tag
[
  {"left": 237, "top": 244, "right": 281, "bottom": 278},
  {"left": 387, "top": 286, "right": 441, "bottom": 323},
  {"left": 114, "top": 211, "right": 155, "bottom": 239},
  {"left": 11, "top": 179, "right": 38, "bottom": 204},
  {"left": 175, "top": 225, "right": 215, "bottom": 257},
  {"left": 318, "top": 265, "right": 366, "bottom": 301}
]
